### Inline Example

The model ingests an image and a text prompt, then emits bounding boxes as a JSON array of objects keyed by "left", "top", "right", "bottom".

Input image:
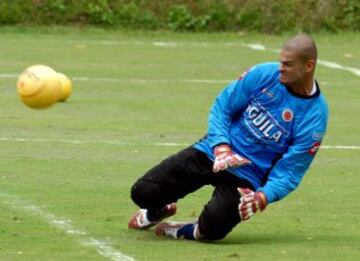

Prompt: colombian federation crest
[{"left": 282, "top": 109, "right": 293, "bottom": 122}]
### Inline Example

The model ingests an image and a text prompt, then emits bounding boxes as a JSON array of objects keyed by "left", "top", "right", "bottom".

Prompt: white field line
[
  {"left": 321, "top": 145, "right": 360, "bottom": 150},
  {"left": 70, "top": 39, "right": 360, "bottom": 77},
  {"left": 1, "top": 41, "right": 358, "bottom": 84},
  {"left": 0, "top": 74, "right": 337, "bottom": 86},
  {"left": 317, "top": 60, "right": 360, "bottom": 77},
  {"left": 70, "top": 77, "right": 231, "bottom": 84},
  {"left": 0, "top": 74, "right": 230, "bottom": 84},
  {"left": 0, "top": 192, "right": 135, "bottom": 261},
  {"left": 244, "top": 43, "right": 360, "bottom": 77},
  {"left": 0, "top": 137, "right": 359, "bottom": 150}
]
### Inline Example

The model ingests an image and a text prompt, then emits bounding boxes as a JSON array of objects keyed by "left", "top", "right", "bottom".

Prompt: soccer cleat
[
  {"left": 128, "top": 203, "right": 177, "bottom": 229},
  {"left": 155, "top": 221, "right": 187, "bottom": 238},
  {"left": 155, "top": 221, "right": 197, "bottom": 240}
]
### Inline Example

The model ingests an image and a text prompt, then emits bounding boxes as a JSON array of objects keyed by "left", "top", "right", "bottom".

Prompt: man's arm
[
  {"left": 258, "top": 121, "right": 327, "bottom": 203},
  {"left": 239, "top": 109, "right": 328, "bottom": 221},
  {"left": 206, "top": 65, "right": 263, "bottom": 148},
  {"left": 258, "top": 141, "right": 320, "bottom": 203},
  {"left": 238, "top": 137, "right": 324, "bottom": 221},
  {"left": 207, "top": 67, "right": 260, "bottom": 173},
  {"left": 207, "top": 64, "right": 278, "bottom": 173},
  {"left": 207, "top": 80, "right": 250, "bottom": 147}
]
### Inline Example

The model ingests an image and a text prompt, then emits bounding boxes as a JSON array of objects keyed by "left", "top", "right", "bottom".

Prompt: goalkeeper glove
[
  {"left": 212, "top": 144, "right": 251, "bottom": 173},
  {"left": 238, "top": 188, "right": 267, "bottom": 221}
]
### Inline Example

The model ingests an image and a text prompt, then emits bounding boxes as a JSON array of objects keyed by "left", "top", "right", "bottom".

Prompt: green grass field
[{"left": 0, "top": 27, "right": 359, "bottom": 261}]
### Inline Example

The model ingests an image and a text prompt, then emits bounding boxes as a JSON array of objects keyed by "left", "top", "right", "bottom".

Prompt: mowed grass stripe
[
  {"left": 0, "top": 137, "right": 359, "bottom": 150},
  {"left": 0, "top": 73, "right": 340, "bottom": 86},
  {"left": 0, "top": 192, "right": 135, "bottom": 261},
  {"left": 0, "top": 29, "right": 359, "bottom": 261}
]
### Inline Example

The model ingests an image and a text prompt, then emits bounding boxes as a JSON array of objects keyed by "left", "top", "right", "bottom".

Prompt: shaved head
[
  {"left": 279, "top": 34, "right": 318, "bottom": 92},
  {"left": 282, "top": 34, "right": 317, "bottom": 63}
]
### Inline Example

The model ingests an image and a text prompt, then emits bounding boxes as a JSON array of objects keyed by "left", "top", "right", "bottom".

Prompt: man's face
[{"left": 279, "top": 49, "right": 307, "bottom": 86}]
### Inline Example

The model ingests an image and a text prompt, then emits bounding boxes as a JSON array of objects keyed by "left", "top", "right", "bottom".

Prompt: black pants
[{"left": 130, "top": 146, "right": 254, "bottom": 241}]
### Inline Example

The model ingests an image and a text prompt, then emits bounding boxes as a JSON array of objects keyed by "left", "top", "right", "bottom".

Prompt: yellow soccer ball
[
  {"left": 57, "top": 72, "right": 72, "bottom": 102},
  {"left": 17, "top": 65, "right": 61, "bottom": 109}
]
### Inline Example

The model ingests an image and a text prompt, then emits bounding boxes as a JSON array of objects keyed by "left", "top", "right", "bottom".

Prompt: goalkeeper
[{"left": 128, "top": 34, "right": 328, "bottom": 241}]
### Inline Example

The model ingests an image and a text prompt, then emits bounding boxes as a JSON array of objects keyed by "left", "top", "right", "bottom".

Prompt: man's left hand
[{"left": 238, "top": 188, "right": 267, "bottom": 221}]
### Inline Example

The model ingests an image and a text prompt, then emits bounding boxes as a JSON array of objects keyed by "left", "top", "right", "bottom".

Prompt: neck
[{"left": 290, "top": 77, "right": 315, "bottom": 96}]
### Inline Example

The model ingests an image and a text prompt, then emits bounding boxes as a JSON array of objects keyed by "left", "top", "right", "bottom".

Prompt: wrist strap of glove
[
  {"left": 214, "top": 144, "right": 231, "bottom": 156},
  {"left": 256, "top": 192, "right": 268, "bottom": 211}
]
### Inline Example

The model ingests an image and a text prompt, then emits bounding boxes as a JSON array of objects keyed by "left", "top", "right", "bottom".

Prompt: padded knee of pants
[
  {"left": 198, "top": 199, "right": 240, "bottom": 241},
  {"left": 130, "top": 181, "right": 164, "bottom": 209},
  {"left": 199, "top": 225, "right": 228, "bottom": 241},
  {"left": 198, "top": 213, "right": 234, "bottom": 241},
  {"left": 130, "top": 182, "right": 149, "bottom": 208}
]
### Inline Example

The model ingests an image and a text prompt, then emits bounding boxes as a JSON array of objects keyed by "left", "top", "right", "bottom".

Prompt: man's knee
[
  {"left": 131, "top": 180, "right": 153, "bottom": 208},
  {"left": 198, "top": 222, "right": 229, "bottom": 241},
  {"left": 198, "top": 205, "right": 239, "bottom": 241},
  {"left": 200, "top": 230, "right": 227, "bottom": 241}
]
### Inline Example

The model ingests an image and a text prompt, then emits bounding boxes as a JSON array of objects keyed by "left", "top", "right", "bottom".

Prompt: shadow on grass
[
  {"left": 220, "top": 233, "right": 309, "bottom": 245},
  {"left": 128, "top": 229, "right": 304, "bottom": 244},
  {"left": 220, "top": 232, "right": 353, "bottom": 246},
  {"left": 127, "top": 228, "right": 352, "bottom": 247}
]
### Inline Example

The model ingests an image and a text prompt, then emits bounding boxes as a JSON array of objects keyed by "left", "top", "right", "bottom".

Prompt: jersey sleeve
[
  {"left": 257, "top": 111, "right": 328, "bottom": 203},
  {"left": 207, "top": 64, "right": 272, "bottom": 148}
]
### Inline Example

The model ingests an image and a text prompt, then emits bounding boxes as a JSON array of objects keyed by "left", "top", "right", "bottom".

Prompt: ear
[{"left": 305, "top": 59, "right": 316, "bottom": 72}]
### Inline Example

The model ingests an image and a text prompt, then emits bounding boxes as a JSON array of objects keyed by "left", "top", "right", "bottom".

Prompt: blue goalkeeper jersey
[{"left": 194, "top": 62, "right": 328, "bottom": 204}]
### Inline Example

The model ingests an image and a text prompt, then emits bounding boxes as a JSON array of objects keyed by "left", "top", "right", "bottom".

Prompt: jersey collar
[{"left": 284, "top": 80, "right": 321, "bottom": 99}]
